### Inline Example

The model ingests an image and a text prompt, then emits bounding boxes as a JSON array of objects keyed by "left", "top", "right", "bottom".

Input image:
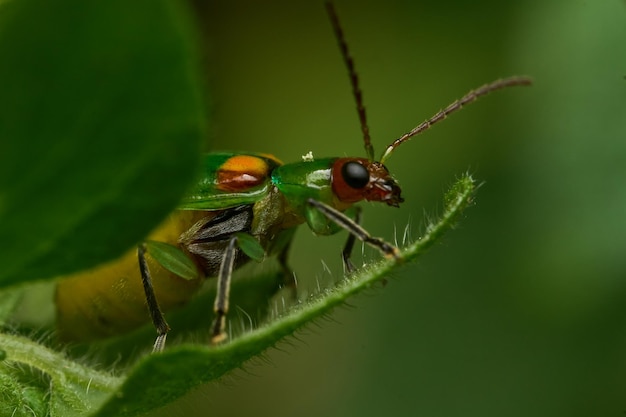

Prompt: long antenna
[
  {"left": 380, "top": 76, "right": 532, "bottom": 163},
  {"left": 325, "top": 2, "right": 375, "bottom": 161}
]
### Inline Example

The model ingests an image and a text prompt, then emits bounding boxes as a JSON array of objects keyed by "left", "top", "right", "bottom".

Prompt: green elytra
[
  {"left": 182, "top": 152, "right": 387, "bottom": 234},
  {"left": 55, "top": 3, "right": 531, "bottom": 351},
  {"left": 183, "top": 153, "right": 342, "bottom": 215}
]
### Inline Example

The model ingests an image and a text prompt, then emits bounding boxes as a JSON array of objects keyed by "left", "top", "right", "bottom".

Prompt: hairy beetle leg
[
  {"left": 341, "top": 206, "right": 362, "bottom": 274},
  {"left": 138, "top": 243, "right": 171, "bottom": 353},
  {"left": 307, "top": 198, "right": 400, "bottom": 262},
  {"left": 278, "top": 242, "right": 298, "bottom": 300},
  {"left": 211, "top": 236, "right": 238, "bottom": 345}
]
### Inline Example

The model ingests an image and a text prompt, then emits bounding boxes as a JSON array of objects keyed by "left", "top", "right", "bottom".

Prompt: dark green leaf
[{"left": 0, "top": 0, "right": 205, "bottom": 288}]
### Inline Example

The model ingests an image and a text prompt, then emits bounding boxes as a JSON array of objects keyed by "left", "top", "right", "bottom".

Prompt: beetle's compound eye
[
  {"left": 341, "top": 161, "right": 369, "bottom": 189},
  {"left": 331, "top": 157, "right": 373, "bottom": 203}
]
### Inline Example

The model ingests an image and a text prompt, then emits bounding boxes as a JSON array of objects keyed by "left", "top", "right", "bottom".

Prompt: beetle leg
[
  {"left": 341, "top": 206, "right": 362, "bottom": 274},
  {"left": 211, "top": 236, "right": 238, "bottom": 344},
  {"left": 137, "top": 243, "right": 170, "bottom": 353},
  {"left": 307, "top": 198, "right": 400, "bottom": 260},
  {"left": 277, "top": 237, "right": 299, "bottom": 299}
]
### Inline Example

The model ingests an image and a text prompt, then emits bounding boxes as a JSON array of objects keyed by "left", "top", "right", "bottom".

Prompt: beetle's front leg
[
  {"left": 137, "top": 243, "right": 170, "bottom": 353},
  {"left": 306, "top": 198, "right": 401, "bottom": 261}
]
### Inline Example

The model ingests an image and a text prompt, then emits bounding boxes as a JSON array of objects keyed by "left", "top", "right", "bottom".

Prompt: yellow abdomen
[{"left": 55, "top": 210, "right": 208, "bottom": 341}]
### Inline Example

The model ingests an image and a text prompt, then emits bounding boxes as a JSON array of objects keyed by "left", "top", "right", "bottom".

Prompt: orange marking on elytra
[{"left": 216, "top": 155, "right": 271, "bottom": 192}]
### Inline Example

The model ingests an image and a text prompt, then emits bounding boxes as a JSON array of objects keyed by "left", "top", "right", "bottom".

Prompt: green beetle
[{"left": 55, "top": 3, "right": 531, "bottom": 352}]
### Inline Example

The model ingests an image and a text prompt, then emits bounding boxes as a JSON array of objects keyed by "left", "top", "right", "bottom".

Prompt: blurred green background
[{"left": 156, "top": 0, "right": 626, "bottom": 416}]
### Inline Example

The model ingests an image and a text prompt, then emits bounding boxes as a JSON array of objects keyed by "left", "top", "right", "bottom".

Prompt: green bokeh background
[{"left": 157, "top": 0, "right": 626, "bottom": 416}]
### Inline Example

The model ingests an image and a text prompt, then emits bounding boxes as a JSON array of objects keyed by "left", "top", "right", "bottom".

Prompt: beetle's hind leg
[
  {"left": 211, "top": 236, "right": 238, "bottom": 344},
  {"left": 137, "top": 243, "right": 170, "bottom": 353},
  {"left": 139, "top": 235, "right": 239, "bottom": 348}
]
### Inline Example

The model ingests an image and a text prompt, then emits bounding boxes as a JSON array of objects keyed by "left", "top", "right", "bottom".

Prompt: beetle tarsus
[
  {"left": 211, "top": 315, "right": 228, "bottom": 345},
  {"left": 153, "top": 334, "right": 168, "bottom": 353}
]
